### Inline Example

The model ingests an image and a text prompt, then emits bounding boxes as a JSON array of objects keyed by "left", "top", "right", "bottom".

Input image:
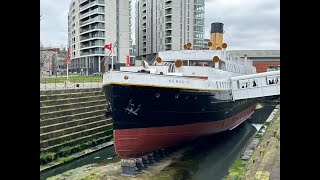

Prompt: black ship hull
[{"left": 103, "top": 83, "right": 258, "bottom": 158}]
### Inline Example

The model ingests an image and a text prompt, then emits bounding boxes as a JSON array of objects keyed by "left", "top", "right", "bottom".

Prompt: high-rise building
[
  {"left": 68, "top": 0, "right": 132, "bottom": 74},
  {"left": 135, "top": 0, "right": 205, "bottom": 61}
]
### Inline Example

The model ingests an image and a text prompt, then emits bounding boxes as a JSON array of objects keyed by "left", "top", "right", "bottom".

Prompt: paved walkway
[
  {"left": 40, "top": 82, "right": 102, "bottom": 91},
  {"left": 244, "top": 106, "right": 280, "bottom": 180}
]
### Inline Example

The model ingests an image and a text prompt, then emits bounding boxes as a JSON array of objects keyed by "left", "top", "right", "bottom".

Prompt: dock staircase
[{"left": 40, "top": 88, "right": 113, "bottom": 153}]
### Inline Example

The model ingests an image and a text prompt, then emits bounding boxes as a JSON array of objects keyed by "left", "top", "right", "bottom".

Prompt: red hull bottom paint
[{"left": 114, "top": 104, "right": 257, "bottom": 158}]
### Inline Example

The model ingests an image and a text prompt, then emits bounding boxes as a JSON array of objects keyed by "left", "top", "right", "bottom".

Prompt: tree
[
  {"left": 40, "top": 42, "right": 60, "bottom": 78},
  {"left": 40, "top": 42, "right": 51, "bottom": 77}
]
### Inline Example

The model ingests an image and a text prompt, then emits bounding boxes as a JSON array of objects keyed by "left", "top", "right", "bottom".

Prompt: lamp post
[{"left": 85, "top": 53, "right": 89, "bottom": 76}]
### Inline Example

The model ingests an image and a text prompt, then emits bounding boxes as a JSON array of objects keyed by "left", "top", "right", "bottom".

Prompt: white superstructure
[{"left": 103, "top": 49, "right": 280, "bottom": 100}]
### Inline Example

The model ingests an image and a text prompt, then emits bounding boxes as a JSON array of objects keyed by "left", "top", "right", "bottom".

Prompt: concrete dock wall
[{"left": 40, "top": 88, "right": 113, "bottom": 153}]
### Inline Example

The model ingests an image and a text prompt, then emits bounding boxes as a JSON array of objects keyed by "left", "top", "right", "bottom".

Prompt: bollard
[
  {"left": 147, "top": 153, "right": 155, "bottom": 165},
  {"left": 135, "top": 158, "right": 143, "bottom": 172},
  {"left": 158, "top": 149, "right": 165, "bottom": 159},
  {"left": 121, "top": 159, "right": 138, "bottom": 176},
  {"left": 140, "top": 156, "right": 148, "bottom": 169},
  {"left": 152, "top": 151, "right": 160, "bottom": 162}
]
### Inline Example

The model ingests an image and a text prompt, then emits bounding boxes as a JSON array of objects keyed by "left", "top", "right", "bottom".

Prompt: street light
[{"left": 84, "top": 52, "right": 89, "bottom": 76}]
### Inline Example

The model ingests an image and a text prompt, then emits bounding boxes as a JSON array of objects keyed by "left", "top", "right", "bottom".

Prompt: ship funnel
[{"left": 210, "top": 22, "right": 224, "bottom": 50}]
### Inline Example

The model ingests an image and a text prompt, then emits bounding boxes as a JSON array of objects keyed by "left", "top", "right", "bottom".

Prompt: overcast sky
[{"left": 40, "top": 0, "right": 279, "bottom": 50}]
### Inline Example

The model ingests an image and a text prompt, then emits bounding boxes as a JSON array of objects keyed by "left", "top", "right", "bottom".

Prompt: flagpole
[
  {"left": 66, "top": 47, "right": 70, "bottom": 81},
  {"left": 67, "top": 63, "right": 69, "bottom": 80},
  {"left": 111, "top": 44, "right": 114, "bottom": 71}
]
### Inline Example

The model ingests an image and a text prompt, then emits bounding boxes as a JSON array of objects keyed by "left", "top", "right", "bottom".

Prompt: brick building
[{"left": 229, "top": 50, "right": 280, "bottom": 73}]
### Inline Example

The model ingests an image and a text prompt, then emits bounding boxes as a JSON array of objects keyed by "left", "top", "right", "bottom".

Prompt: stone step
[
  {"left": 40, "top": 124, "right": 112, "bottom": 149},
  {"left": 40, "top": 95, "right": 105, "bottom": 107},
  {"left": 40, "top": 88, "right": 102, "bottom": 96},
  {"left": 40, "top": 104, "right": 106, "bottom": 120},
  {"left": 40, "top": 114, "right": 112, "bottom": 134},
  {"left": 40, "top": 109, "right": 107, "bottom": 127},
  {"left": 40, "top": 90, "right": 103, "bottom": 101},
  {"left": 40, "top": 100, "right": 106, "bottom": 113},
  {"left": 40, "top": 118, "right": 111, "bottom": 141},
  {"left": 40, "top": 132, "right": 112, "bottom": 152}
]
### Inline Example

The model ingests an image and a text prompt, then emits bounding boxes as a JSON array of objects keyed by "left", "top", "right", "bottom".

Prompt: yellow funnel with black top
[{"left": 210, "top": 22, "right": 224, "bottom": 50}]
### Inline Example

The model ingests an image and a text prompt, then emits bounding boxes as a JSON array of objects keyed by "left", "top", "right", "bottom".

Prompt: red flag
[
  {"left": 104, "top": 43, "right": 112, "bottom": 50},
  {"left": 66, "top": 48, "right": 70, "bottom": 64},
  {"left": 126, "top": 55, "right": 130, "bottom": 66}
]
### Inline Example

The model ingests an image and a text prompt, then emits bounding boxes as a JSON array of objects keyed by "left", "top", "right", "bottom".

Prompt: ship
[{"left": 102, "top": 23, "right": 259, "bottom": 158}]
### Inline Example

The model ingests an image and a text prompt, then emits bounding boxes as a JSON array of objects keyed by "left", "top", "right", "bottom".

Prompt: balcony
[
  {"left": 80, "top": 16, "right": 105, "bottom": 26},
  {"left": 80, "top": 16, "right": 105, "bottom": 27},
  {"left": 80, "top": 42, "right": 104, "bottom": 49},
  {"left": 80, "top": 34, "right": 105, "bottom": 42},
  {"left": 80, "top": 0, "right": 105, "bottom": 12},
  {"left": 166, "top": 24, "right": 172, "bottom": 29},
  {"left": 80, "top": 51, "right": 105, "bottom": 56},
  {"left": 80, "top": 0, "right": 88, "bottom": 5},
  {"left": 194, "top": 0, "right": 205, "bottom": 5},
  {"left": 165, "top": 9, "right": 172, "bottom": 15},
  {"left": 165, "top": 31, "right": 172, "bottom": 36},
  {"left": 142, "top": 5, "right": 146, "bottom": 11},
  {"left": 194, "top": 25, "right": 204, "bottom": 32},
  {"left": 165, "top": 39, "right": 172, "bottom": 44},
  {"left": 165, "top": 4, "right": 172, "bottom": 9},
  {"left": 165, "top": 44, "right": 172, "bottom": 51},
  {"left": 80, "top": 25, "right": 105, "bottom": 34},
  {"left": 165, "top": 17, "right": 172, "bottom": 22},
  {"left": 80, "top": 8, "right": 105, "bottom": 19},
  {"left": 142, "top": 19, "right": 146, "bottom": 24}
]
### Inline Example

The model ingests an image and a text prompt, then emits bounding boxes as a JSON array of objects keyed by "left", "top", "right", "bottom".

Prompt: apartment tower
[
  {"left": 68, "top": 0, "right": 132, "bottom": 74},
  {"left": 135, "top": 0, "right": 205, "bottom": 61}
]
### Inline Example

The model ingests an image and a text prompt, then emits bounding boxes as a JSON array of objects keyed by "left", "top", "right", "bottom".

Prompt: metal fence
[{"left": 40, "top": 78, "right": 102, "bottom": 91}]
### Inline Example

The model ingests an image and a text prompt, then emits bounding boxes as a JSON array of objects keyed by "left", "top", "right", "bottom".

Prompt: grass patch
[
  {"left": 255, "top": 133, "right": 262, "bottom": 139},
  {"left": 58, "top": 146, "right": 72, "bottom": 157},
  {"left": 40, "top": 152, "right": 56, "bottom": 164},
  {"left": 224, "top": 159, "right": 246, "bottom": 180},
  {"left": 40, "top": 76, "right": 102, "bottom": 84},
  {"left": 40, "top": 136, "right": 112, "bottom": 165},
  {"left": 264, "top": 121, "right": 271, "bottom": 126},
  {"left": 57, "top": 156, "right": 74, "bottom": 163},
  {"left": 80, "top": 173, "right": 99, "bottom": 180}
]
